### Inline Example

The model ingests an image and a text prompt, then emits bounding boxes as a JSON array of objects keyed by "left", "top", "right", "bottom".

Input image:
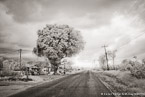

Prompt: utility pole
[
  {"left": 102, "top": 45, "right": 109, "bottom": 70},
  {"left": 18, "top": 49, "right": 22, "bottom": 70}
]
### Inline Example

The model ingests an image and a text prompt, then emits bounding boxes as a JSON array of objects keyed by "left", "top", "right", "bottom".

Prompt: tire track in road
[
  {"left": 57, "top": 71, "right": 88, "bottom": 97},
  {"left": 66, "top": 71, "right": 90, "bottom": 97}
]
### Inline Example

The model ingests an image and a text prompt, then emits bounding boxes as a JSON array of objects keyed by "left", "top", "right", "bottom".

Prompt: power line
[
  {"left": 0, "top": 49, "right": 32, "bottom": 55},
  {"left": 118, "top": 31, "right": 145, "bottom": 50}
]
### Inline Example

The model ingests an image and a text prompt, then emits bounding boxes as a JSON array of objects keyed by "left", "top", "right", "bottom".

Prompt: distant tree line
[{"left": 98, "top": 52, "right": 145, "bottom": 79}]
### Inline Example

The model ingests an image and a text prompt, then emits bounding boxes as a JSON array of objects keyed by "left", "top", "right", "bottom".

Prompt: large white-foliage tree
[{"left": 33, "top": 24, "right": 84, "bottom": 74}]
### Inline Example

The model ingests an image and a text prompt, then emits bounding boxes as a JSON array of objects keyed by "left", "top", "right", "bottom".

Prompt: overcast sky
[{"left": 0, "top": 0, "right": 145, "bottom": 68}]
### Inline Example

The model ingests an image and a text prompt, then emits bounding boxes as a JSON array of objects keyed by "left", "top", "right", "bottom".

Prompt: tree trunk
[
  {"left": 26, "top": 67, "right": 29, "bottom": 81},
  {"left": 49, "top": 58, "right": 60, "bottom": 75},
  {"left": 64, "top": 64, "right": 66, "bottom": 75},
  {"left": 53, "top": 65, "right": 58, "bottom": 75}
]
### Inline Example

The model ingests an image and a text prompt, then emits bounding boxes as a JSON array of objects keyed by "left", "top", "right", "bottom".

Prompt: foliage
[
  {"left": 61, "top": 57, "right": 73, "bottom": 72},
  {"left": 1, "top": 58, "right": 23, "bottom": 71},
  {"left": 0, "top": 57, "right": 3, "bottom": 71},
  {"left": 107, "top": 50, "right": 117, "bottom": 65},
  {"left": 61, "top": 57, "right": 73, "bottom": 66},
  {"left": 120, "top": 59, "right": 132, "bottom": 71},
  {"left": 98, "top": 50, "right": 117, "bottom": 70},
  {"left": 142, "top": 58, "right": 145, "bottom": 65},
  {"left": 99, "top": 55, "right": 106, "bottom": 65},
  {"left": 98, "top": 55, "right": 107, "bottom": 70},
  {"left": 0, "top": 71, "right": 23, "bottom": 80},
  {"left": 107, "top": 50, "right": 117, "bottom": 59},
  {"left": 33, "top": 24, "right": 84, "bottom": 74},
  {"left": 120, "top": 59, "right": 145, "bottom": 79}
]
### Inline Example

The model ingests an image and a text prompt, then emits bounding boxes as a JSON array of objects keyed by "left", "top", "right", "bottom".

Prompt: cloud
[
  {"left": 1, "top": 0, "right": 131, "bottom": 24},
  {"left": 0, "top": 0, "right": 145, "bottom": 67},
  {"left": 77, "top": 13, "right": 145, "bottom": 62},
  {"left": 0, "top": 3, "right": 38, "bottom": 51}
]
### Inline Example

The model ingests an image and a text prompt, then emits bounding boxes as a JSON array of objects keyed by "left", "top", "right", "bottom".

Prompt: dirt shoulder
[{"left": 0, "top": 74, "right": 66, "bottom": 97}]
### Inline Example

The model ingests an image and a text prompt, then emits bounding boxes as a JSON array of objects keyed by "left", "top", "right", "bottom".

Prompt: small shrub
[
  {"left": 20, "top": 78, "right": 33, "bottom": 81},
  {"left": 0, "top": 71, "right": 23, "bottom": 81},
  {"left": 0, "top": 71, "right": 12, "bottom": 77},
  {"left": 130, "top": 66, "right": 145, "bottom": 79},
  {"left": 120, "top": 59, "right": 145, "bottom": 79}
]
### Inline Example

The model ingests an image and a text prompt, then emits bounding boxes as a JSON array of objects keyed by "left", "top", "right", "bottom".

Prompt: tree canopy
[{"left": 33, "top": 24, "right": 84, "bottom": 73}]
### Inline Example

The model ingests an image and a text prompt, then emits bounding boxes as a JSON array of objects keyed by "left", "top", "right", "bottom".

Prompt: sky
[{"left": 0, "top": 0, "right": 145, "bottom": 68}]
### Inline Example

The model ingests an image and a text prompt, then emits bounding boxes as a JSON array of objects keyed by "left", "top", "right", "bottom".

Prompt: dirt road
[{"left": 9, "top": 71, "right": 114, "bottom": 97}]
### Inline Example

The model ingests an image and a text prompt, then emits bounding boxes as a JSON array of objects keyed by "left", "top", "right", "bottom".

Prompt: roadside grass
[
  {"left": 0, "top": 74, "right": 66, "bottom": 97},
  {"left": 97, "top": 70, "right": 145, "bottom": 97}
]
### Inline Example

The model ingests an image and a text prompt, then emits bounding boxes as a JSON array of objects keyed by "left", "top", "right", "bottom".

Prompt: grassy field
[
  {"left": 0, "top": 74, "right": 66, "bottom": 97},
  {"left": 97, "top": 70, "right": 145, "bottom": 97}
]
